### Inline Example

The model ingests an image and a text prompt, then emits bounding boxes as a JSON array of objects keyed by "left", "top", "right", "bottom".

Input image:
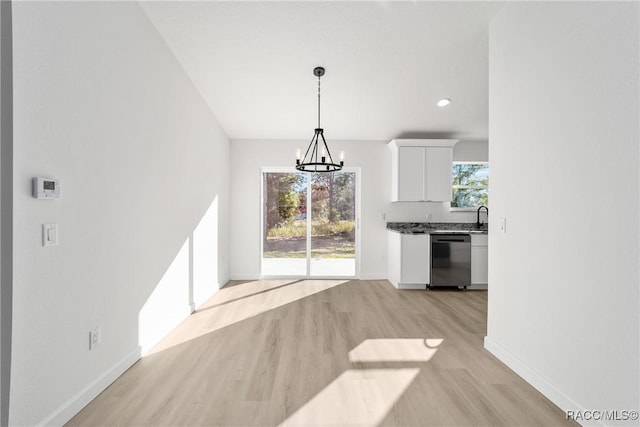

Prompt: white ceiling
[{"left": 141, "top": 1, "right": 503, "bottom": 141}]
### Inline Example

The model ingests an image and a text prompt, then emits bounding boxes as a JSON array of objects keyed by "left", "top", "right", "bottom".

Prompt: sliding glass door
[
  {"left": 309, "top": 172, "right": 356, "bottom": 276},
  {"left": 261, "top": 169, "right": 358, "bottom": 278}
]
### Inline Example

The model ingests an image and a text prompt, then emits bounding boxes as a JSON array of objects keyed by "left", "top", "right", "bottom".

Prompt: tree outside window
[{"left": 451, "top": 162, "right": 488, "bottom": 209}]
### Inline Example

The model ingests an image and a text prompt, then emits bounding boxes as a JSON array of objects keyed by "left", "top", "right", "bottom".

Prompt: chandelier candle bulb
[{"left": 340, "top": 151, "right": 345, "bottom": 166}]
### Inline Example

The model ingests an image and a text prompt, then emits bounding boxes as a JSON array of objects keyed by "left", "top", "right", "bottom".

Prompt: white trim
[
  {"left": 453, "top": 185, "right": 487, "bottom": 190},
  {"left": 397, "top": 284, "right": 426, "bottom": 290},
  {"left": 358, "top": 274, "right": 387, "bottom": 280},
  {"left": 260, "top": 275, "right": 356, "bottom": 281},
  {"left": 352, "top": 167, "right": 362, "bottom": 279},
  {"left": 229, "top": 274, "right": 259, "bottom": 281},
  {"left": 191, "top": 277, "right": 230, "bottom": 308},
  {"left": 388, "top": 139, "right": 459, "bottom": 148},
  {"left": 35, "top": 348, "right": 141, "bottom": 427},
  {"left": 484, "top": 337, "right": 600, "bottom": 427},
  {"left": 453, "top": 161, "right": 489, "bottom": 165},
  {"left": 218, "top": 276, "right": 231, "bottom": 289},
  {"left": 305, "top": 173, "right": 312, "bottom": 274},
  {"left": 139, "top": 305, "right": 193, "bottom": 355}
]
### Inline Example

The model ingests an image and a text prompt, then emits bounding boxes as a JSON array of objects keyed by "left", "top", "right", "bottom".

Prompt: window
[{"left": 451, "top": 162, "right": 488, "bottom": 209}]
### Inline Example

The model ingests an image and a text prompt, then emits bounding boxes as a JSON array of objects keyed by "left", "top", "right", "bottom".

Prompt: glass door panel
[
  {"left": 309, "top": 172, "right": 356, "bottom": 277},
  {"left": 261, "top": 172, "right": 308, "bottom": 276}
]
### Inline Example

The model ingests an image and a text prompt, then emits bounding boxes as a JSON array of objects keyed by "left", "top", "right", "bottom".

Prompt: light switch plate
[
  {"left": 43, "top": 223, "right": 58, "bottom": 246},
  {"left": 499, "top": 218, "right": 507, "bottom": 234}
]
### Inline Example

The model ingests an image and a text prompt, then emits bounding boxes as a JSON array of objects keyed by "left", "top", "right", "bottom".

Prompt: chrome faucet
[{"left": 477, "top": 205, "right": 488, "bottom": 227}]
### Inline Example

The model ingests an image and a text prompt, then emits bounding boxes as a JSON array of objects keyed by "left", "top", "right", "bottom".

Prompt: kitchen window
[{"left": 450, "top": 162, "right": 488, "bottom": 210}]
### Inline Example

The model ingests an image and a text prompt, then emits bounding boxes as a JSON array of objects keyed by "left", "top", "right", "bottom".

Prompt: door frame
[
  {"left": 259, "top": 167, "right": 361, "bottom": 280},
  {"left": 1, "top": 2, "right": 13, "bottom": 424}
]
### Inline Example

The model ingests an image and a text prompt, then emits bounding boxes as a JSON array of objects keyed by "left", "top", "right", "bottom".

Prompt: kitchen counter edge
[{"left": 386, "top": 222, "right": 488, "bottom": 235}]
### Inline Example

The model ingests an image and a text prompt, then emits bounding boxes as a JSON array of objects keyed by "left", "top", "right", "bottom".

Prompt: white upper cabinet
[
  {"left": 424, "top": 147, "right": 454, "bottom": 202},
  {"left": 389, "top": 139, "right": 457, "bottom": 202},
  {"left": 397, "top": 146, "right": 425, "bottom": 201}
]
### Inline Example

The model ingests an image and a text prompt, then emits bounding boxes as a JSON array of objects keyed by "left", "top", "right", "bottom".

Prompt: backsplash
[{"left": 385, "top": 202, "right": 480, "bottom": 223}]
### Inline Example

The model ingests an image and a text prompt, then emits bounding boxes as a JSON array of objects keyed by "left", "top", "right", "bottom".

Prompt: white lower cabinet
[
  {"left": 471, "top": 234, "right": 488, "bottom": 285},
  {"left": 387, "top": 231, "right": 429, "bottom": 289}
]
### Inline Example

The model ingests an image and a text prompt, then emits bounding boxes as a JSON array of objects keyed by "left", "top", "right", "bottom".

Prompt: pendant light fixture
[{"left": 295, "top": 66, "right": 344, "bottom": 172}]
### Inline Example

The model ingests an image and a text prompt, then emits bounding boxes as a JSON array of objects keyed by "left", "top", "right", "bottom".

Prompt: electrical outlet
[{"left": 89, "top": 327, "right": 101, "bottom": 350}]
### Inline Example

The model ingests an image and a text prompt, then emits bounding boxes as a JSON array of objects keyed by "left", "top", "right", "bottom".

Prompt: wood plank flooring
[{"left": 67, "top": 280, "right": 576, "bottom": 426}]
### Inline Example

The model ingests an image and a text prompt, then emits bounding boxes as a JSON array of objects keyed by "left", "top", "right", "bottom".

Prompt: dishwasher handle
[{"left": 431, "top": 234, "right": 471, "bottom": 243}]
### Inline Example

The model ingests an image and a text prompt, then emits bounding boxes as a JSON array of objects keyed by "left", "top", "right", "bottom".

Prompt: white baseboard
[
  {"left": 219, "top": 275, "right": 230, "bottom": 289},
  {"left": 139, "top": 305, "right": 193, "bottom": 355},
  {"left": 484, "top": 336, "right": 602, "bottom": 427},
  {"left": 397, "top": 283, "right": 427, "bottom": 290},
  {"left": 229, "top": 274, "right": 259, "bottom": 281},
  {"left": 36, "top": 348, "right": 141, "bottom": 427},
  {"left": 358, "top": 273, "right": 387, "bottom": 280},
  {"left": 231, "top": 274, "right": 388, "bottom": 281}
]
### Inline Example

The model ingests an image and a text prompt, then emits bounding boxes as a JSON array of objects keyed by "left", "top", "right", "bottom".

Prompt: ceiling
[{"left": 141, "top": 1, "right": 503, "bottom": 142}]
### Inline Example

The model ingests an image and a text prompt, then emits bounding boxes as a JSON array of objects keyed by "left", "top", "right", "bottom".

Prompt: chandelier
[{"left": 295, "top": 67, "right": 344, "bottom": 172}]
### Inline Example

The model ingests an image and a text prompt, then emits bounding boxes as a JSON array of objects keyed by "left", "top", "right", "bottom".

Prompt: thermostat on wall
[{"left": 33, "top": 177, "right": 60, "bottom": 199}]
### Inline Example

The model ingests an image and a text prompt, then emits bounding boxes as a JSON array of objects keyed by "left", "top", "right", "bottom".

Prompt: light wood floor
[{"left": 68, "top": 280, "right": 575, "bottom": 426}]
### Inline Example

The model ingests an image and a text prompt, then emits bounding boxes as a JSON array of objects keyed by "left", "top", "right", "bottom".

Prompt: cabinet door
[
  {"left": 401, "top": 235, "right": 429, "bottom": 284},
  {"left": 424, "top": 147, "right": 452, "bottom": 202},
  {"left": 387, "top": 231, "right": 402, "bottom": 287},
  {"left": 471, "top": 246, "right": 488, "bottom": 284},
  {"left": 397, "top": 146, "right": 425, "bottom": 201}
]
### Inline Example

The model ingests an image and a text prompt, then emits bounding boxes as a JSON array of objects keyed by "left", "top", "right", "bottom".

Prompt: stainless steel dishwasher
[{"left": 429, "top": 233, "right": 471, "bottom": 289}]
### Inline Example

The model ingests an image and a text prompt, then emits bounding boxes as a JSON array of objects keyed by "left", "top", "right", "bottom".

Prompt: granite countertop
[{"left": 386, "top": 222, "right": 488, "bottom": 235}]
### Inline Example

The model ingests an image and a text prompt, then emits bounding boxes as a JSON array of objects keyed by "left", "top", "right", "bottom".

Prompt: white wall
[
  {"left": 11, "top": 2, "right": 229, "bottom": 425},
  {"left": 229, "top": 138, "right": 486, "bottom": 280},
  {"left": 487, "top": 3, "right": 639, "bottom": 425}
]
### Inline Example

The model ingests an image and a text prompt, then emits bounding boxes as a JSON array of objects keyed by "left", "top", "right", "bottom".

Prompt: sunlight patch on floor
[
  {"left": 348, "top": 338, "right": 444, "bottom": 363},
  {"left": 278, "top": 369, "right": 420, "bottom": 427},
  {"left": 145, "top": 279, "right": 348, "bottom": 355},
  {"left": 199, "top": 280, "right": 299, "bottom": 306}
]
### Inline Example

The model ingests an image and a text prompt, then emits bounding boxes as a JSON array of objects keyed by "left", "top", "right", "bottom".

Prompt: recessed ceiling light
[{"left": 437, "top": 98, "right": 452, "bottom": 107}]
